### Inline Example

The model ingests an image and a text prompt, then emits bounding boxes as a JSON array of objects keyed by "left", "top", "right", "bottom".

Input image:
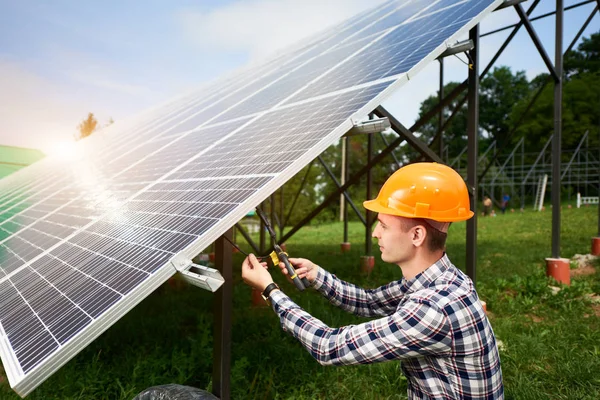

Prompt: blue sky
[{"left": 0, "top": 0, "right": 597, "bottom": 154}]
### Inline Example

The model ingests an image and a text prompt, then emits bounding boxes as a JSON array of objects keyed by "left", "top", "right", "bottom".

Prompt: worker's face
[{"left": 372, "top": 214, "right": 417, "bottom": 265}]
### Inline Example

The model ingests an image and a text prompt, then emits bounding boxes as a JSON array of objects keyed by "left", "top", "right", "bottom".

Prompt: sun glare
[{"left": 47, "top": 141, "right": 82, "bottom": 161}]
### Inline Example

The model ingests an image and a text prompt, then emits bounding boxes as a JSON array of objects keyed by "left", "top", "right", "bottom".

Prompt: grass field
[{"left": 1, "top": 206, "right": 599, "bottom": 399}]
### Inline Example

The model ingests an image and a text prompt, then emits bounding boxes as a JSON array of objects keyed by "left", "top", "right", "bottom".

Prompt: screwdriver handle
[{"left": 275, "top": 246, "right": 305, "bottom": 291}]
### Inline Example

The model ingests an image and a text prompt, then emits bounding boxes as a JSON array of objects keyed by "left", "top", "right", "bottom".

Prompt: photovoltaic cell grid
[{"left": 0, "top": 0, "right": 502, "bottom": 396}]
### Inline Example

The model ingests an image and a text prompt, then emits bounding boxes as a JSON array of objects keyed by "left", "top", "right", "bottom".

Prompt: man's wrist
[
  {"left": 259, "top": 281, "right": 274, "bottom": 292},
  {"left": 261, "top": 283, "right": 280, "bottom": 305}
]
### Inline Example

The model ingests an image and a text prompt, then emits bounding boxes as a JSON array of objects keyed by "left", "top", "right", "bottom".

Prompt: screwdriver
[{"left": 255, "top": 206, "right": 310, "bottom": 291}]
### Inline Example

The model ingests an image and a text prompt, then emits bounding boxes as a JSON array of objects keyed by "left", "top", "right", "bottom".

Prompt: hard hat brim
[{"left": 363, "top": 199, "right": 474, "bottom": 222}]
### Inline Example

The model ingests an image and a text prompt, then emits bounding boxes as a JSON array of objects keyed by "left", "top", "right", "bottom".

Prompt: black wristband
[{"left": 261, "top": 282, "right": 280, "bottom": 300}]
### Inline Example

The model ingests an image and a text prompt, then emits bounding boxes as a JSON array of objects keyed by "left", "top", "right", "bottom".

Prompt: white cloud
[{"left": 176, "top": 0, "right": 386, "bottom": 59}]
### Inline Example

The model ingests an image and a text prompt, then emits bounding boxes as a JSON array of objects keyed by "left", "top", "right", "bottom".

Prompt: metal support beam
[
  {"left": 344, "top": 137, "right": 350, "bottom": 243},
  {"left": 374, "top": 106, "right": 443, "bottom": 163},
  {"left": 259, "top": 204, "right": 266, "bottom": 254},
  {"left": 514, "top": 4, "right": 560, "bottom": 82},
  {"left": 466, "top": 25, "right": 479, "bottom": 283},
  {"left": 551, "top": 0, "right": 563, "bottom": 258},
  {"left": 234, "top": 222, "right": 260, "bottom": 254},
  {"left": 283, "top": 160, "right": 314, "bottom": 227},
  {"left": 438, "top": 59, "right": 444, "bottom": 159},
  {"left": 562, "top": 131, "right": 589, "bottom": 180},
  {"left": 496, "top": 0, "right": 528, "bottom": 10},
  {"left": 213, "top": 229, "right": 233, "bottom": 400},
  {"left": 317, "top": 155, "right": 366, "bottom": 225},
  {"left": 378, "top": 132, "right": 402, "bottom": 168},
  {"left": 437, "top": 39, "right": 474, "bottom": 58},
  {"left": 427, "top": 0, "right": 541, "bottom": 154},
  {"left": 280, "top": 134, "right": 407, "bottom": 244},
  {"left": 478, "top": 3, "right": 597, "bottom": 183},
  {"left": 340, "top": 138, "right": 346, "bottom": 222},
  {"left": 279, "top": 186, "right": 284, "bottom": 238},
  {"left": 366, "top": 122, "right": 373, "bottom": 256},
  {"left": 270, "top": 194, "right": 276, "bottom": 241},
  {"left": 482, "top": 0, "right": 594, "bottom": 37}
]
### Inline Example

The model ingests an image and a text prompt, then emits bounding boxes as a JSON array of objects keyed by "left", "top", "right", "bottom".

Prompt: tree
[
  {"left": 509, "top": 31, "right": 600, "bottom": 157},
  {"left": 564, "top": 31, "right": 600, "bottom": 77},
  {"left": 413, "top": 81, "right": 469, "bottom": 158},
  {"left": 75, "top": 113, "right": 98, "bottom": 140},
  {"left": 479, "top": 66, "right": 530, "bottom": 141}
]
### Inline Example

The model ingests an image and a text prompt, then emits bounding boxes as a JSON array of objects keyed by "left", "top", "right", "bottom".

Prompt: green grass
[{"left": 1, "top": 206, "right": 599, "bottom": 399}]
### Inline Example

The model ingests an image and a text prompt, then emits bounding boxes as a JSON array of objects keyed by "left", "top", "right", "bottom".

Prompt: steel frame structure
[{"left": 209, "top": 1, "right": 599, "bottom": 398}]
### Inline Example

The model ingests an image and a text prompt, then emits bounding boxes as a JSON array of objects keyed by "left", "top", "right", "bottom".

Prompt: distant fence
[{"left": 577, "top": 193, "right": 599, "bottom": 208}]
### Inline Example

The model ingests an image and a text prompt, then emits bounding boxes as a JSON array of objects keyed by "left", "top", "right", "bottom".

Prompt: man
[
  {"left": 501, "top": 193, "right": 510, "bottom": 214},
  {"left": 242, "top": 162, "right": 504, "bottom": 399},
  {"left": 483, "top": 196, "right": 493, "bottom": 217}
]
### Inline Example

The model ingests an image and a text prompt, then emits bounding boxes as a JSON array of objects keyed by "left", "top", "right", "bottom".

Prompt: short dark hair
[{"left": 398, "top": 218, "right": 447, "bottom": 252}]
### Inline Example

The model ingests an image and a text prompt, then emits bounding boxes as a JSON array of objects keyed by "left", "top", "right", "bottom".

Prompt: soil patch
[
  {"left": 571, "top": 264, "right": 596, "bottom": 277},
  {"left": 570, "top": 254, "right": 598, "bottom": 277},
  {"left": 526, "top": 314, "right": 544, "bottom": 323}
]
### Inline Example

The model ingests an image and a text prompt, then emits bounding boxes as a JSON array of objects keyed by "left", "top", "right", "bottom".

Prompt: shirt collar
[{"left": 400, "top": 253, "right": 451, "bottom": 294}]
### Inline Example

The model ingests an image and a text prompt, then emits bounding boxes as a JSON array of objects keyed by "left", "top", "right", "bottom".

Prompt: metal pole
[
  {"left": 551, "top": 0, "right": 563, "bottom": 259},
  {"left": 466, "top": 25, "right": 479, "bottom": 283},
  {"left": 439, "top": 58, "right": 444, "bottom": 158},
  {"left": 234, "top": 223, "right": 260, "bottom": 254},
  {"left": 521, "top": 139, "right": 525, "bottom": 209},
  {"left": 318, "top": 155, "right": 367, "bottom": 225},
  {"left": 279, "top": 186, "right": 284, "bottom": 238},
  {"left": 366, "top": 128, "right": 373, "bottom": 256},
  {"left": 482, "top": 0, "right": 594, "bottom": 37},
  {"left": 340, "top": 138, "right": 346, "bottom": 222},
  {"left": 344, "top": 136, "right": 350, "bottom": 243},
  {"left": 283, "top": 160, "right": 314, "bottom": 227},
  {"left": 259, "top": 203, "right": 266, "bottom": 254},
  {"left": 270, "top": 194, "right": 276, "bottom": 242},
  {"left": 213, "top": 229, "right": 233, "bottom": 400}
]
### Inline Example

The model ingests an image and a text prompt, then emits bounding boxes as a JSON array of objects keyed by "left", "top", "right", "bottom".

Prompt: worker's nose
[{"left": 372, "top": 222, "right": 381, "bottom": 239}]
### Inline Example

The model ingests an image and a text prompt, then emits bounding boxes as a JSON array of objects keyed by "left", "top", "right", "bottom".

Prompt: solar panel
[{"left": 0, "top": 0, "right": 503, "bottom": 396}]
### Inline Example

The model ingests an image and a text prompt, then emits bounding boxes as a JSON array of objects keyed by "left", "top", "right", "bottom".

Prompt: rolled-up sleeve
[{"left": 269, "top": 290, "right": 452, "bottom": 366}]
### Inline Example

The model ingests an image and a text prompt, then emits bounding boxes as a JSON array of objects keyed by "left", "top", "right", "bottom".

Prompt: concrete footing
[
  {"left": 340, "top": 242, "right": 351, "bottom": 253},
  {"left": 591, "top": 237, "right": 600, "bottom": 256},
  {"left": 360, "top": 255, "right": 375, "bottom": 274},
  {"left": 545, "top": 257, "right": 570, "bottom": 285}
]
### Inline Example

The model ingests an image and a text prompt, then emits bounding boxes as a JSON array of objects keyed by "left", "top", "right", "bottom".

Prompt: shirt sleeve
[
  {"left": 269, "top": 290, "right": 452, "bottom": 366},
  {"left": 311, "top": 267, "right": 405, "bottom": 317}
]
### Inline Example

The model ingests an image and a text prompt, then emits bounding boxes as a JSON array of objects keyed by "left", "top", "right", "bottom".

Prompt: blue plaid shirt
[{"left": 269, "top": 254, "right": 503, "bottom": 399}]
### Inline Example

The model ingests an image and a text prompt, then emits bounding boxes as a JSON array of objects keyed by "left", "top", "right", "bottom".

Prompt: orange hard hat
[{"left": 363, "top": 162, "right": 474, "bottom": 222}]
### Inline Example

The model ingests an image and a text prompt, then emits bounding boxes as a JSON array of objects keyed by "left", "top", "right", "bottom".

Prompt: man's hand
[
  {"left": 242, "top": 254, "right": 273, "bottom": 292},
  {"left": 279, "top": 257, "right": 319, "bottom": 284}
]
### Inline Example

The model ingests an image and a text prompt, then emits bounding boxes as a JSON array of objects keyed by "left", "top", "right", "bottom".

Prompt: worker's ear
[{"left": 411, "top": 225, "right": 427, "bottom": 248}]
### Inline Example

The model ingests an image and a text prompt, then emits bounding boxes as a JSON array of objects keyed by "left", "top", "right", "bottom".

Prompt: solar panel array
[{"left": 0, "top": 0, "right": 502, "bottom": 396}]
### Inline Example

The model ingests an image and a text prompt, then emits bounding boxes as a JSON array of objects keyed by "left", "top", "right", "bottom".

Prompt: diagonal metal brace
[
  {"left": 496, "top": 0, "right": 528, "bottom": 10},
  {"left": 317, "top": 155, "right": 366, "bottom": 226},
  {"left": 374, "top": 106, "right": 443, "bottom": 163},
  {"left": 514, "top": 4, "right": 560, "bottom": 82}
]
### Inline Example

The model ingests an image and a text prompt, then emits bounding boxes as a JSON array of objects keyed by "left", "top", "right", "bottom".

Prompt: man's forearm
[{"left": 312, "top": 268, "right": 401, "bottom": 317}]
